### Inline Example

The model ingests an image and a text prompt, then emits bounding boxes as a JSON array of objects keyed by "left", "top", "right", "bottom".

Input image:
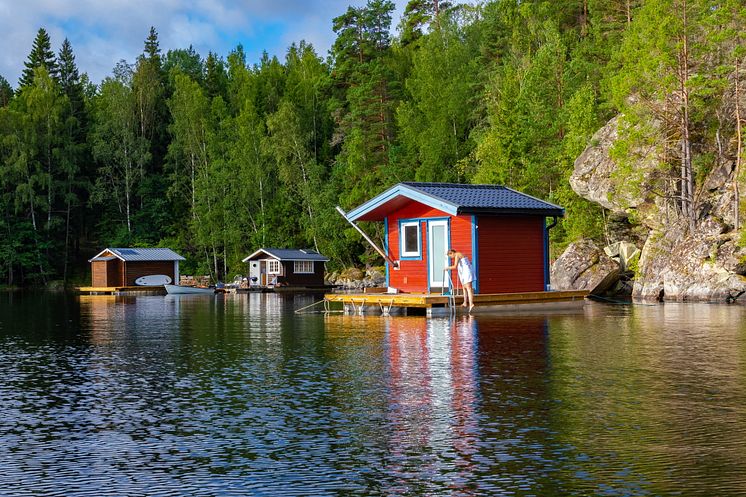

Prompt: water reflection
[
  {"left": 380, "top": 316, "right": 481, "bottom": 495},
  {"left": 0, "top": 293, "right": 745, "bottom": 496},
  {"left": 548, "top": 304, "right": 746, "bottom": 496}
]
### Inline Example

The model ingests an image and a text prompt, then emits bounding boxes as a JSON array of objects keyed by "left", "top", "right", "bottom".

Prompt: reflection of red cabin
[
  {"left": 88, "top": 247, "right": 185, "bottom": 287},
  {"left": 346, "top": 182, "right": 564, "bottom": 294}
]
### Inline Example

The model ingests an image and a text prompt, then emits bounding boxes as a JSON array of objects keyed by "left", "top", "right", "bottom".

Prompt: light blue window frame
[{"left": 399, "top": 219, "right": 422, "bottom": 260}]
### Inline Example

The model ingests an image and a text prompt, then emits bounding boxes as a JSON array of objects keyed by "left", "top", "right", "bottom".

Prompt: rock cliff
[{"left": 566, "top": 115, "right": 746, "bottom": 302}]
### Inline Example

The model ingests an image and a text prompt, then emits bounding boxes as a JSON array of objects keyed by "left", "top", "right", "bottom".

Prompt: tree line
[{"left": 0, "top": 0, "right": 743, "bottom": 286}]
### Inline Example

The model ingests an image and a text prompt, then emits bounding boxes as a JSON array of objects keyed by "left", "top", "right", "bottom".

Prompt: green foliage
[
  {"left": 330, "top": 0, "right": 401, "bottom": 208},
  {"left": 0, "top": 76, "right": 12, "bottom": 107},
  {"left": 1, "top": 2, "right": 742, "bottom": 285},
  {"left": 474, "top": 20, "right": 571, "bottom": 197},
  {"left": 397, "top": 7, "right": 480, "bottom": 183},
  {"left": 19, "top": 28, "right": 58, "bottom": 89},
  {"left": 164, "top": 47, "right": 204, "bottom": 86}
]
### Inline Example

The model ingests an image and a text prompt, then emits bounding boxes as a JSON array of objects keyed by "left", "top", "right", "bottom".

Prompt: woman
[{"left": 446, "top": 248, "right": 475, "bottom": 312}]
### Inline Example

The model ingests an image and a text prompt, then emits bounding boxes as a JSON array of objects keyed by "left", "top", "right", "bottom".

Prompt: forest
[{"left": 0, "top": 0, "right": 743, "bottom": 286}]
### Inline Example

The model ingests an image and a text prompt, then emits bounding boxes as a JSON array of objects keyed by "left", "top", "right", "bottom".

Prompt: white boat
[{"left": 164, "top": 284, "right": 215, "bottom": 295}]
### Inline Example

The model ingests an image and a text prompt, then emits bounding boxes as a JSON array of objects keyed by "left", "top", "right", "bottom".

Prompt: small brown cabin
[
  {"left": 89, "top": 248, "right": 186, "bottom": 287},
  {"left": 242, "top": 248, "right": 328, "bottom": 288}
]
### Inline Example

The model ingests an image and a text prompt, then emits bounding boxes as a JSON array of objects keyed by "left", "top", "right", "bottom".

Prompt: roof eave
[
  {"left": 460, "top": 207, "right": 565, "bottom": 217},
  {"left": 502, "top": 186, "right": 565, "bottom": 213},
  {"left": 243, "top": 248, "right": 274, "bottom": 262},
  {"left": 347, "top": 183, "right": 459, "bottom": 221},
  {"left": 242, "top": 248, "right": 329, "bottom": 263},
  {"left": 88, "top": 247, "right": 126, "bottom": 263}
]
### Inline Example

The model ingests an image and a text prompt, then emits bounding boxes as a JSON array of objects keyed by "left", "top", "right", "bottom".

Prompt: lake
[{"left": 0, "top": 292, "right": 745, "bottom": 496}]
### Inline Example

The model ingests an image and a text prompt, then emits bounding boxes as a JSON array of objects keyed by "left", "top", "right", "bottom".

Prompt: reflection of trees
[{"left": 547, "top": 304, "right": 746, "bottom": 495}]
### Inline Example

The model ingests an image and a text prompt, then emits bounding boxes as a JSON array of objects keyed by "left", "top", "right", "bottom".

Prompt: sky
[{"left": 0, "top": 0, "right": 409, "bottom": 87}]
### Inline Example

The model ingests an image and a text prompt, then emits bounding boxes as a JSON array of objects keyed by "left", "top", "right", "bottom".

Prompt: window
[
  {"left": 400, "top": 221, "right": 421, "bottom": 258},
  {"left": 294, "top": 261, "right": 314, "bottom": 274},
  {"left": 267, "top": 259, "right": 281, "bottom": 274}
]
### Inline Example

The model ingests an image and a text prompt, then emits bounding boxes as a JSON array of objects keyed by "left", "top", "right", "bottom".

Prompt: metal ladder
[{"left": 442, "top": 269, "right": 459, "bottom": 314}]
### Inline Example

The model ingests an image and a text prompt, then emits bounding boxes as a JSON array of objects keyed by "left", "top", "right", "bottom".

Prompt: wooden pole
[{"left": 336, "top": 206, "right": 399, "bottom": 269}]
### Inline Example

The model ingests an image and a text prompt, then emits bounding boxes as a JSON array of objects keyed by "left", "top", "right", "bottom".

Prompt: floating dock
[
  {"left": 78, "top": 286, "right": 167, "bottom": 296},
  {"left": 324, "top": 290, "right": 589, "bottom": 316},
  {"left": 236, "top": 285, "right": 334, "bottom": 294}
]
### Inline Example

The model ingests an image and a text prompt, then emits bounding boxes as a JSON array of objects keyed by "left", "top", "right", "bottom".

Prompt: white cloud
[{"left": 0, "top": 0, "right": 409, "bottom": 87}]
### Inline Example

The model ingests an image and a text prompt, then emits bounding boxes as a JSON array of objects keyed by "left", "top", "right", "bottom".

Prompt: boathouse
[
  {"left": 345, "top": 182, "right": 564, "bottom": 294},
  {"left": 88, "top": 248, "right": 185, "bottom": 287},
  {"left": 242, "top": 248, "right": 329, "bottom": 288}
]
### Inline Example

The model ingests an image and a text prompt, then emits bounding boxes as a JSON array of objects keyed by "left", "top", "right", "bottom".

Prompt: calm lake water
[{"left": 0, "top": 292, "right": 745, "bottom": 496}]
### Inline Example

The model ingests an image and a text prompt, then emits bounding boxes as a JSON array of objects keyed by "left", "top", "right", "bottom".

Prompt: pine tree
[
  {"left": 133, "top": 25, "right": 170, "bottom": 226},
  {"left": 19, "top": 28, "right": 58, "bottom": 89},
  {"left": 330, "top": 0, "right": 400, "bottom": 207},
  {"left": 204, "top": 52, "right": 228, "bottom": 100},
  {"left": 399, "top": 0, "right": 451, "bottom": 46},
  {"left": 144, "top": 26, "right": 161, "bottom": 68},
  {"left": 0, "top": 75, "right": 12, "bottom": 107},
  {"left": 56, "top": 38, "right": 88, "bottom": 282},
  {"left": 57, "top": 39, "right": 86, "bottom": 122}
]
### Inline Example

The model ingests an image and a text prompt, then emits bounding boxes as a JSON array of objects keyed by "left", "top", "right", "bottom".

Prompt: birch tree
[{"left": 91, "top": 65, "right": 150, "bottom": 235}]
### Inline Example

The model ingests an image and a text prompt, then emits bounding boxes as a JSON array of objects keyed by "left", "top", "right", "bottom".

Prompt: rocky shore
[
  {"left": 552, "top": 116, "right": 746, "bottom": 303},
  {"left": 325, "top": 266, "right": 386, "bottom": 290}
]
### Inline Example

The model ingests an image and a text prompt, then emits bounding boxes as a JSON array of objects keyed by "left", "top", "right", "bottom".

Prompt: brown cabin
[
  {"left": 242, "top": 248, "right": 329, "bottom": 288},
  {"left": 89, "top": 248, "right": 186, "bottom": 287}
]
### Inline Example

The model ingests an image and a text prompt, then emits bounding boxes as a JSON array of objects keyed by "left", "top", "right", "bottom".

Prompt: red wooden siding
[
  {"left": 386, "top": 200, "right": 473, "bottom": 293},
  {"left": 476, "top": 215, "right": 545, "bottom": 293}
]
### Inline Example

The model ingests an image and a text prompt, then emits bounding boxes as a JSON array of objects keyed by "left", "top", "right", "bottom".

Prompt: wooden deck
[
  {"left": 325, "top": 290, "right": 589, "bottom": 316},
  {"left": 78, "top": 286, "right": 167, "bottom": 296}
]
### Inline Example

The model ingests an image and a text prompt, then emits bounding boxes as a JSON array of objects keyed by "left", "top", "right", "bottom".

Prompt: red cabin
[{"left": 346, "top": 182, "right": 564, "bottom": 294}]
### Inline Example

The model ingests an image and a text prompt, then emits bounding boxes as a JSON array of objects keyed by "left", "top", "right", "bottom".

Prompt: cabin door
[
  {"left": 249, "top": 260, "right": 261, "bottom": 286},
  {"left": 427, "top": 220, "right": 449, "bottom": 290}
]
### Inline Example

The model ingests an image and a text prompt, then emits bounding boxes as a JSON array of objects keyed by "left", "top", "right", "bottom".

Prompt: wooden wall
[
  {"left": 277, "top": 261, "right": 325, "bottom": 287},
  {"left": 90, "top": 250, "right": 178, "bottom": 287},
  {"left": 476, "top": 215, "right": 545, "bottom": 293},
  {"left": 91, "top": 261, "right": 106, "bottom": 287},
  {"left": 124, "top": 261, "right": 176, "bottom": 286},
  {"left": 385, "top": 200, "right": 473, "bottom": 293},
  {"left": 383, "top": 203, "right": 547, "bottom": 294},
  {"left": 91, "top": 258, "right": 123, "bottom": 287}
]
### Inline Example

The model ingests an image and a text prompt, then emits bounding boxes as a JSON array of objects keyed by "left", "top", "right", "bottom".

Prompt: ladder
[{"left": 442, "top": 268, "right": 460, "bottom": 314}]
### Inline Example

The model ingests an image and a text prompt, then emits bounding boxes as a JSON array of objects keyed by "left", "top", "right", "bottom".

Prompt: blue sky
[{"left": 0, "top": 0, "right": 409, "bottom": 87}]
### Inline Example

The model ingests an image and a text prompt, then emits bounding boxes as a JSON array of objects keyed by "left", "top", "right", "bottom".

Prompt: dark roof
[
  {"left": 89, "top": 247, "right": 186, "bottom": 262},
  {"left": 347, "top": 182, "right": 564, "bottom": 221},
  {"left": 242, "top": 248, "right": 329, "bottom": 262}
]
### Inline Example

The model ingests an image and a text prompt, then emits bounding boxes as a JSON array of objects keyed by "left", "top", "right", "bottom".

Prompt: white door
[
  {"left": 249, "top": 260, "right": 261, "bottom": 286},
  {"left": 428, "top": 220, "right": 449, "bottom": 289}
]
